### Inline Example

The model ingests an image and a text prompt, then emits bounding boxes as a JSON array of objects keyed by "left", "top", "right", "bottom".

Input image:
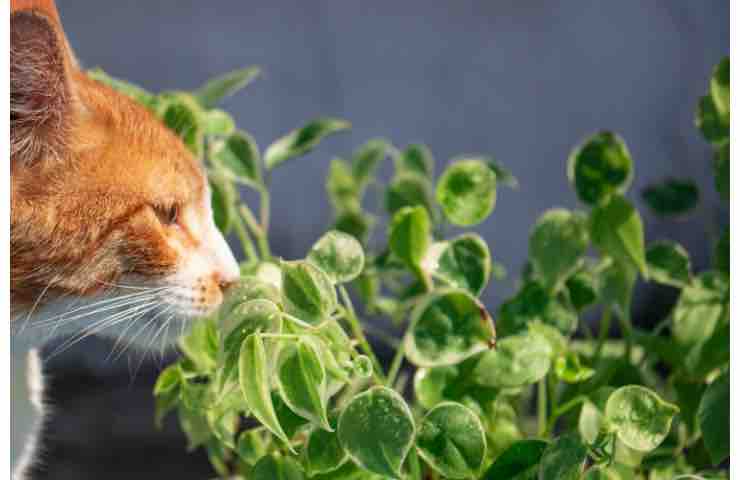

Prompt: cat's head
[{"left": 10, "top": 5, "right": 240, "bottom": 348}]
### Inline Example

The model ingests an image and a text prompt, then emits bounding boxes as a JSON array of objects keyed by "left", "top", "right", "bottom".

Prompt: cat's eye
[{"left": 154, "top": 204, "right": 180, "bottom": 226}]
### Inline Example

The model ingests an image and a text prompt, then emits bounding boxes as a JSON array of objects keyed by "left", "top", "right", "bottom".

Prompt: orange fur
[{"left": 10, "top": 4, "right": 231, "bottom": 317}]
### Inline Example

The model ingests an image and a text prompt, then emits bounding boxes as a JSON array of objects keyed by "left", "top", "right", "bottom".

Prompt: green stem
[
  {"left": 233, "top": 210, "right": 259, "bottom": 262},
  {"left": 385, "top": 343, "right": 405, "bottom": 387},
  {"left": 239, "top": 205, "right": 271, "bottom": 259},
  {"left": 594, "top": 307, "right": 612, "bottom": 360},
  {"left": 259, "top": 186, "right": 271, "bottom": 233},
  {"left": 408, "top": 449, "right": 422, "bottom": 480},
  {"left": 617, "top": 311, "right": 633, "bottom": 361},
  {"left": 537, "top": 379, "right": 547, "bottom": 437},
  {"left": 545, "top": 395, "right": 589, "bottom": 435},
  {"left": 339, "top": 285, "right": 384, "bottom": 384}
]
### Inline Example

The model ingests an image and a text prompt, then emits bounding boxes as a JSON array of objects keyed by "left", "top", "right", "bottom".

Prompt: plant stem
[
  {"left": 385, "top": 343, "right": 405, "bottom": 387},
  {"left": 339, "top": 285, "right": 384, "bottom": 384},
  {"left": 537, "top": 379, "right": 547, "bottom": 437},
  {"left": 239, "top": 205, "right": 271, "bottom": 259},
  {"left": 545, "top": 395, "right": 589, "bottom": 435},
  {"left": 617, "top": 311, "right": 633, "bottom": 361},
  {"left": 408, "top": 449, "right": 422, "bottom": 480},
  {"left": 259, "top": 186, "right": 271, "bottom": 233},
  {"left": 594, "top": 307, "right": 612, "bottom": 360},
  {"left": 233, "top": 210, "right": 259, "bottom": 262}
]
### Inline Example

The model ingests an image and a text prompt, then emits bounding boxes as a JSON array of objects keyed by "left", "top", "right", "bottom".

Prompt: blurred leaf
[
  {"left": 590, "top": 195, "right": 647, "bottom": 277},
  {"left": 554, "top": 352, "right": 595, "bottom": 384},
  {"left": 277, "top": 340, "right": 331, "bottom": 430},
  {"left": 646, "top": 241, "right": 692, "bottom": 288},
  {"left": 333, "top": 209, "right": 374, "bottom": 244},
  {"left": 713, "top": 142, "right": 730, "bottom": 201},
  {"left": 599, "top": 261, "right": 637, "bottom": 319},
  {"left": 326, "top": 158, "right": 361, "bottom": 212},
  {"left": 389, "top": 206, "right": 431, "bottom": 271},
  {"left": 196, "top": 66, "right": 261, "bottom": 108},
  {"left": 474, "top": 332, "right": 551, "bottom": 388},
  {"left": 567, "top": 131, "right": 633, "bottom": 206},
  {"left": 265, "top": 118, "right": 351, "bottom": 170},
  {"left": 696, "top": 95, "right": 729, "bottom": 146},
  {"left": 538, "top": 434, "right": 587, "bottom": 480},
  {"left": 713, "top": 227, "right": 730, "bottom": 275},
  {"left": 250, "top": 454, "right": 305, "bottom": 480},
  {"left": 211, "top": 130, "right": 262, "bottom": 187},
  {"left": 398, "top": 144, "right": 434, "bottom": 178},
  {"left": 604, "top": 385, "right": 679, "bottom": 452},
  {"left": 697, "top": 370, "right": 729, "bottom": 465},
  {"left": 337, "top": 387, "right": 415, "bottom": 478},
  {"left": 565, "top": 269, "right": 599, "bottom": 312},
  {"left": 498, "top": 281, "right": 578, "bottom": 337},
  {"left": 161, "top": 97, "right": 204, "bottom": 157},
  {"left": 351, "top": 138, "right": 388, "bottom": 185},
  {"left": 481, "top": 439, "right": 548, "bottom": 479},
  {"left": 306, "top": 425, "right": 349, "bottom": 476},
  {"left": 432, "top": 233, "right": 492, "bottom": 296},
  {"left": 308, "top": 230, "right": 365, "bottom": 284},
  {"left": 672, "top": 271, "right": 728, "bottom": 347},
  {"left": 642, "top": 179, "right": 699, "bottom": 216},
  {"left": 436, "top": 158, "right": 497, "bottom": 226},
  {"left": 487, "top": 159, "right": 519, "bottom": 189},
  {"left": 405, "top": 289, "right": 495, "bottom": 367},
  {"left": 203, "top": 108, "right": 236, "bottom": 136},
  {"left": 710, "top": 57, "right": 730, "bottom": 120},
  {"left": 529, "top": 209, "right": 590, "bottom": 291},
  {"left": 87, "top": 67, "right": 157, "bottom": 108},
  {"left": 209, "top": 176, "right": 237, "bottom": 234},
  {"left": 179, "top": 318, "right": 219, "bottom": 372},
  {"left": 416, "top": 402, "right": 487, "bottom": 479},
  {"left": 385, "top": 172, "right": 434, "bottom": 216}
]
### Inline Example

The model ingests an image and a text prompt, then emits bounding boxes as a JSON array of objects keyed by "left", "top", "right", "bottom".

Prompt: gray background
[{"left": 28, "top": 1, "right": 729, "bottom": 478}]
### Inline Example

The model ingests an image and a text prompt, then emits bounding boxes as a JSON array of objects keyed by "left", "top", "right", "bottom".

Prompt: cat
[{"left": 10, "top": 1, "right": 240, "bottom": 477}]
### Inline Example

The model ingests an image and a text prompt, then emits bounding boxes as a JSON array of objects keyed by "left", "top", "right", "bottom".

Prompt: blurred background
[{"left": 24, "top": 1, "right": 728, "bottom": 478}]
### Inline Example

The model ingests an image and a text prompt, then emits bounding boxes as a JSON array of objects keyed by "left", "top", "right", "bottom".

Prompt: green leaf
[
  {"left": 209, "top": 176, "right": 237, "bottom": 234},
  {"left": 280, "top": 260, "right": 338, "bottom": 326},
  {"left": 604, "top": 385, "right": 679, "bottom": 452},
  {"left": 308, "top": 230, "right": 365, "bottom": 284},
  {"left": 436, "top": 158, "right": 497, "bottom": 226},
  {"left": 87, "top": 68, "right": 156, "bottom": 108},
  {"left": 265, "top": 118, "right": 351, "bottom": 170},
  {"left": 482, "top": 439, "right": 548, "bottom": 480},
  {"left": 405, "top": 289, "right": 495, "bottom": 367},
  {"left": 385, "top": 172, "right": 434, "bottom": 215},
  {"left": 565, "top": 270, "right": 599, "bottom": 312},
  {"left": 529, "top": 209, "right": 590, "bottom": 291},
  {"left": 211, "top": 131, "right": 262, "bottom": 187},
  {"left": 537, "top": 434, "right": 587, "bottom": 480},
  {"left": 337, "top": 386, "right": 415, "bottom": 479},
  {"left": 195, "top": 66, "right": 261, "bottom": 108},
  {"left": 351, "top": 138, "right": 388, "bottom": 185},
  {"left": 567, "top": 131, "right": 633, "bottom": 206},
  {"left": 276, "top": 340, "right": 331, "bottom": 430},
  {"left": 578, "top": 387, "right": 614, "bottom": 444},
  {"left": 714, "top": 142, "right": 730, "bottom": 201},
  {"left": 327, "top": 158, "right": 361, "bottom": 212},
  {"left": 413, "top": 365, "right": 460, "bottom": 410},
  {"left": 398, "top": 144, "right": 434, "bottom": 178},
  {"left": 696, "top": 95, "right": 729, "bottom": 146},
  {"left": 203, "top": 109, "right": 236, "bottom": 137},
  {"left": 672, "top": 271, "right": 728, "bottom": 347},
  {"left": 498, "top": 281, "right": 578, "bottom": 337},
  {"left": 161, "top": 97, "right": 204, "bottom": 157},
  {"left": 239, "top": 333, "right": 293, "bottom": 448},
  {"left": 487, "top": 159, "right": 519, "bottom": 189},
  {"left": 178, "top": 405, "right": 211, "bottom": 450},
  {"left": 333, "top": 209, "right": 374, "bottom": 244},
  {"left": 432, "top": 233, "right": 492, "bottom": 296},
  {"left": 590, "top": 195, "right": 647, "bottom": 277},
  {"left": 710, "top": 57, "right": 730, "bottom": 120},
  {"left": 154, "top": 364, "right": 182, "bottom": 395},
  {"left": 179, "top": 318, "right": 219, "bottom": 372},
  {"left": 273, "top": 392, "right": 310, "bottom": 439},
  {"left": 416, "top": 402, "right": 487, "bottom": 479},
  {"left": 641, "top": 179, "right": 699, "bottom": 216},
  {"left": 713, "top": 227, "right": 730, "bottom": 275},
  {"left": 599, "top": 261, "right": 637, "bottom": 318},
  {"left": 697, "top": 370, "right": 729, "bottom": 465},
  {"left": 251, "top": 454, "right": 305, "bottom": 480},
  {"left": 305, "top": 426, "right": 349, "bottom": 476},
  {"left": 474, "top": 332, "right": 551, "bottom": 388},
  {"left": 389, "top": 206, "right": 431, "bottom": 270},
  {"left": 554, "top": 352, "right": 595, "bottom": 384},
  {"left": 236, "top": 429, "right": 267, "bottom": 466},
  {"left": 646, "top": 241, "right": 692, "bottom": 288}
]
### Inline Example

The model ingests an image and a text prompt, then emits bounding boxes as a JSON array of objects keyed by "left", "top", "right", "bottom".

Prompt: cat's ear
[{"left": 11, "top": 9, "right": 76, "bottom": 166}]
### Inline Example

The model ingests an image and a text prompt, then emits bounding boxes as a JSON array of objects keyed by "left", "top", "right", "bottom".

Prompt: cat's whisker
[
  {"left": 111, "top": 305, "right": 173, "bottom": 363},
  {"left": 47, "top": 301, "right": 160, "bottom": 359}
]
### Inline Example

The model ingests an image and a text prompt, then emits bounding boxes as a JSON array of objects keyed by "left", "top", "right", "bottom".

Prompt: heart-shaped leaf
[
  {"left": 604, "top": 385, "right": 679, "bottom": 452},
  {"left": 265, "top": 118, "right": 351, "bottom": 170},
  {"left": 337, "top": 387, "right": 415, "bottom": 478},
  {"left": 436, "top": 158, "right": 497, "bottom": 226},
  {"left": 405, "top": 289, "right": 495, "bottom": 367},
  {"left": 529, "top": 209, "right": 590, "bottom": 291},
  {"left": 239, "top": 333, "right": 292, "bottom": 449},
  {"left": 416, "top": 402, "right": 487, "bottom": 479},
  {"left": 308, "top": 230, "right": 365, "bottom": 284},
  {"left": 567, "top": 131, "right": 633, "bottom": 206},
  {"left": 281, "top": 260, "right": 337, "bottom": 326},
  {"left": 590, "top": 195, "right": 647, "bottom": 277},
  {"left": 276, "top": 339, "right": 331, "bottom": 430}
]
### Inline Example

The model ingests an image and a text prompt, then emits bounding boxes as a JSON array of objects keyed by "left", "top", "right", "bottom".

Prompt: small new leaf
[
  {"left": 195, "top": 66, "right": 261, "bottom": 108},
  {"left": 265, "top": 118, "right": 351, "bottom": 170}
]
